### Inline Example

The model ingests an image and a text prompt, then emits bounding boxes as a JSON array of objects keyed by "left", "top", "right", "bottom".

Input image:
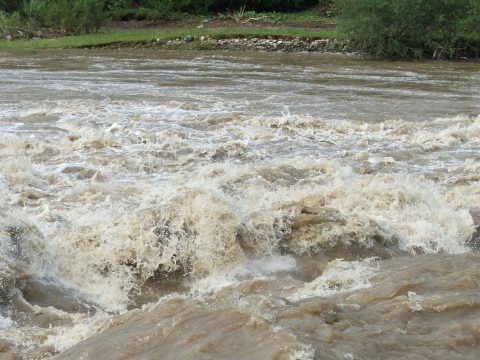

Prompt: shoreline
[
  {"left": 0, "top": 26, "right": 336, "bottom": 50},
  {"left": 2, "top": 34, "right": 477, "bottom": 60},
  {"left": 80, "top": 35, "right": 351, "bottom": 54}
]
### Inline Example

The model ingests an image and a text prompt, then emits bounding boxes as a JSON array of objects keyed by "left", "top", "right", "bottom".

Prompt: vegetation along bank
[{"left": 0, "top": 0, "right": 479, "bottom": 59}]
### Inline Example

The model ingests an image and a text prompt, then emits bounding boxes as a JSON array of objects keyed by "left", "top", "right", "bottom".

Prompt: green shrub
[
  {"left": 22, "top": 0, "right": 45, "bottom": 22},
  {"left": 71, "top": 0, "right": 108, "bottom": 33},
  {"left": 21, "top": 0, "right": 107, "bottom": 34},
  {"left": 458, "top": 0, "right": 480, "bottom": 52},
  {"left": 2, "top": 3, "right": 44, "bottom": 38},
  {"left": 0, "top": 10, "right": 21, "bottom": 36},
  {"left": 336, "top": 0, "right": 480, "bottom": 58},
  {"left": 0, "top": 10, "right": 40, "bottom": 39}
]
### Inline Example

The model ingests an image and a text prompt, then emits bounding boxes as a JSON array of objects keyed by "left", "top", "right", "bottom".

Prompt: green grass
[{"left": 0, "top": 27, "right": 337, "bottom": 49}]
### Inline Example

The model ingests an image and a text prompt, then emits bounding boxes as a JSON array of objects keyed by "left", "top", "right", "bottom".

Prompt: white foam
[
  {"left": 42, "top": 312, "right": 111, "bottom": 353},
  {"left": 0, "top": 315, "right": 13, "bottom": 330},
  {"left": 191, "top": 255, "right": 296, "bottom": 295},
  {"left": 1, "top": 56, "right": 479, "bottom": 356},
  {"left": 406, "top": 291, "right": 424, "bottom": 312},
  {"left": 289, "top": 343, "right": 316, "bottom": 360},
  {"left": 290, "top": 258, "right": 377, "bottom": 301}
]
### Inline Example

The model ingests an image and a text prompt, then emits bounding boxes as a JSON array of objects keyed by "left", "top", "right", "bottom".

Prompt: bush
[
  {"left": 336, "top": 0, "right": 480, "bottom": 58},
  {"left": 22, "top": 0, "right": 44, "bottom": 22},
  {"left": 71, "top": 0, "right": 108, "bottom": 33},
  {"left": 1, "top": 2, "right": 44, "bottom": 39},
  {"left": 0, "top": 10, "right": 21, "bottom": 37},
  {"left": 18, "top": 0, "right": 108, "bottom": 34},
  {"left": 458, "top": 0, "right": 480, "bottom": 53}
]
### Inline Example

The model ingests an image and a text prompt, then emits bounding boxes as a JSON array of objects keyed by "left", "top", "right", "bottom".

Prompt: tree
[{"left": 336, "top": 0, "right": 480, "bottom": 58}]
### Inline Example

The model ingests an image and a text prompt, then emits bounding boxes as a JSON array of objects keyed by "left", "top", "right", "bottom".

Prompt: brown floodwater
[{"left": 0, "top": 49, "right": 479, "bottom": 359}]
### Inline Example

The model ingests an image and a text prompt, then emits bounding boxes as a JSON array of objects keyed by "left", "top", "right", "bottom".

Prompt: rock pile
[
  {"left": 166, "top": 35, "right": 350, "bottom": 52},
  {"left": 89, "top": 35, "right": 351, "bottom": 53}
]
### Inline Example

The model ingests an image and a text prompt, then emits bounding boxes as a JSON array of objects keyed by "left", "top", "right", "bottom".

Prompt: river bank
[
  {"left": 1, "top": 18, "right": 477, "bottom": 58},
  {"left": 0, "top": 25, "right": 337, "bottom": 50},
  {"left": 81, "top": 34, "right": 350, "bottom": 53}
]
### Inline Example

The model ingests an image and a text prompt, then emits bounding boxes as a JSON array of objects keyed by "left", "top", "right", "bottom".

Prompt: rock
[
  {"left": 5, "top": 34, "right": 12, "bottom": 41},
  {"left": 325, "top": 42, "right": 337, "bottom": 52},
  {"left": 184, "top": 35, "right": 194, "bottom": 43}
]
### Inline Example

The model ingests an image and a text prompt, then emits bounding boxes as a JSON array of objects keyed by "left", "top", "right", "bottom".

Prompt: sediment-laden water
[{"left": 0, "top": 50, "right": 479, "bottom": 359}]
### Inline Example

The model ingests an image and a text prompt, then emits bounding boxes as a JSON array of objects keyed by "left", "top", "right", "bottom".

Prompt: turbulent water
[{"left": 0, "top": 49, "right": 479, "bottom": 359}]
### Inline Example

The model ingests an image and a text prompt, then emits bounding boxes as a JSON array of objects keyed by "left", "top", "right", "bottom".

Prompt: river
[{"left": 0, "top": 49, "right": 479, "bottom": 359}]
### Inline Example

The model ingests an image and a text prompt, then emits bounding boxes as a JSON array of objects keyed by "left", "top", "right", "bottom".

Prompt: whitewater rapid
[{"left": 0, "top": 50, "right": 479, "bottom": 359}]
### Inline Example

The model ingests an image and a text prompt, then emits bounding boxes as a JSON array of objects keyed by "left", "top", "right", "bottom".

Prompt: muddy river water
[{"left": 0, "top": 49, "right": 479, "bottom": 359}]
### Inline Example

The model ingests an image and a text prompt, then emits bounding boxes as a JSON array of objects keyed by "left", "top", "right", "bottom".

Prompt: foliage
[
  {"left": 0, "top": 0, "right": 108, "bottom": 35},
  {"left": 335, "top": 0, "right": 480, "bottom": 58},
  {"left": 36, "top": 0, "right": 108, "bottom": 33},
  {"left": 1, "top": 1, "right": 328, "bottom": 35},
  {"left": 106, "top": 0, "right": 324, "bottom": 21},
  {"left": 22, "top": 0, "right": 44, "bottom": 22},
  {"left": 0, "top": 10, "right": 21, "bottom": 36},
  {"left": 458, "top": 0, "right": 480, "bottom": 47}
]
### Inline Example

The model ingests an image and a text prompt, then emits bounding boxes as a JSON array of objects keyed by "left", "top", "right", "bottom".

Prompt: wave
[{"left": 1, "top": 101, "right": 479, "bottom": 357}]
